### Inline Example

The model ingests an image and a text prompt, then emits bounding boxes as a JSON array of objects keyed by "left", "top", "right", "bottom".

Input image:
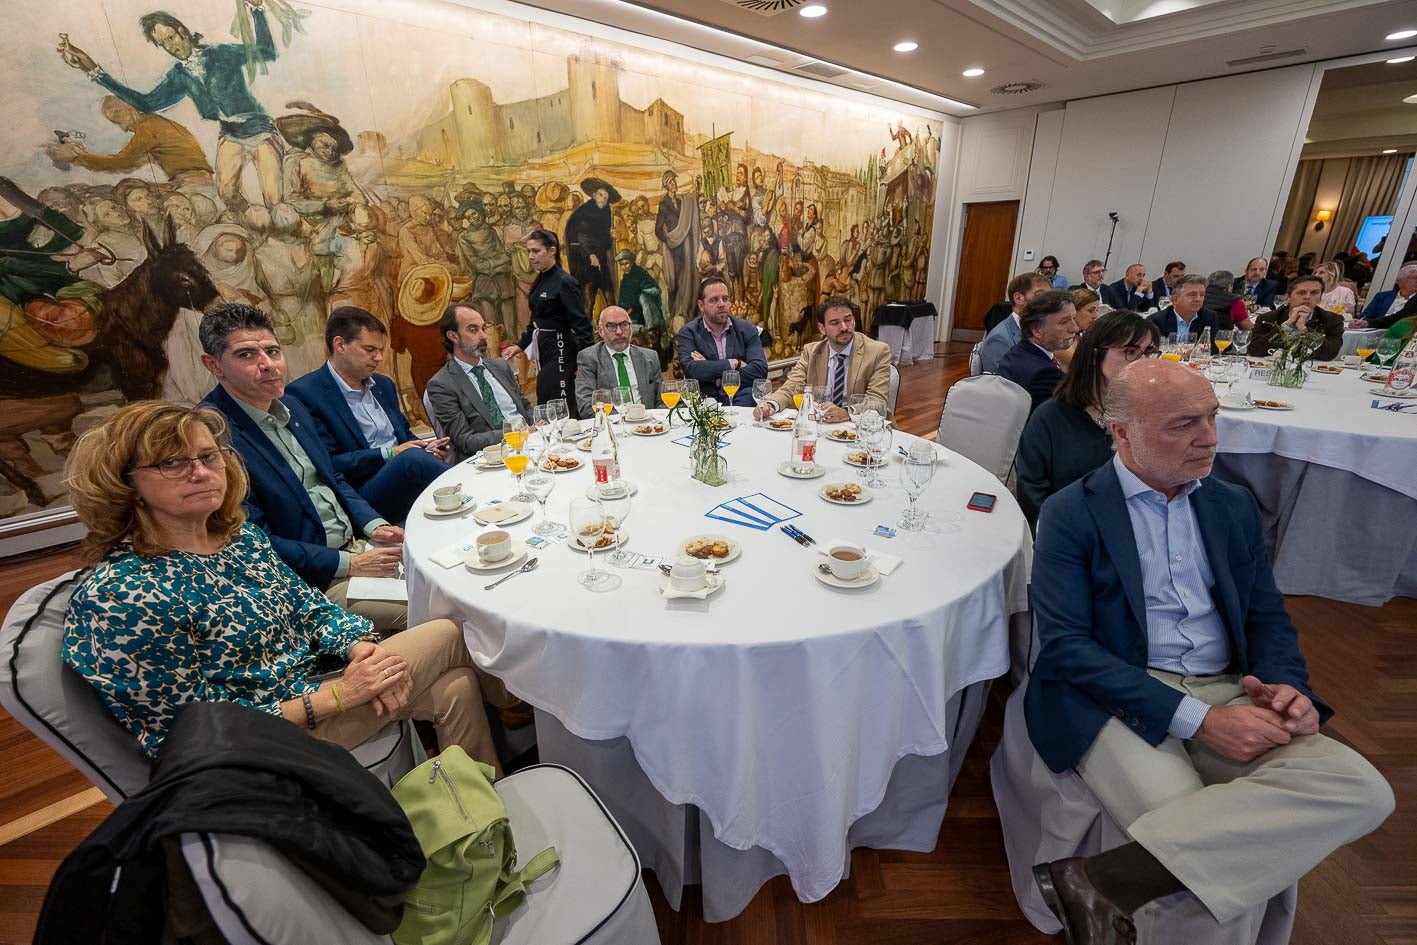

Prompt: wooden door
[{"left": 952, "top": 200, "right": 1020, "bottom": 337}]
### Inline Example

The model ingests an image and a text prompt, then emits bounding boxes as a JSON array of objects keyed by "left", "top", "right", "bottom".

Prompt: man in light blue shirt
[
  {"left": 1027, "top": 359, "right": 1392, "bottom": 944},
  {"left": 980, "top": 271, "right": 1049, "bottom": 373}
]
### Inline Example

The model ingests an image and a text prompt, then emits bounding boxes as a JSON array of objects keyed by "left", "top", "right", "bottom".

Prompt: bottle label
[
  {"left": 800, "top": 443, "right": 815, "bottom": 464},
  {"left": 1390, "top": 367, "right": 1415, "bottom": 392}
]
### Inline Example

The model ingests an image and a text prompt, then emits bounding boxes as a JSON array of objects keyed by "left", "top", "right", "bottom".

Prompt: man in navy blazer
[
  {"left": 1148, "top": 275, "right": 1223, "bottom": 352},
  {"left": 1100, "top": 263, "right": 1156, "bottom": 311},
  {"left": 198, "top": 304, "right": 407, "bottom": 632},
  {"left": 996, "top": 289, "right": 1078, "bottom": 411},
  {"left": 676, "top": 276, "right": 768, "bottom": 406},
  {"left": 1231, "top": 257, "right": 1279, "bottom": 308},
  {"left": 1353, "top": 263, "right": 1417, "bottom": 330},
  {"left": 1027, "top": 360, "right": 1391, "bottom": 944},
  {"left": 286, "top": 307, "right": 448, "bottom": 523}
]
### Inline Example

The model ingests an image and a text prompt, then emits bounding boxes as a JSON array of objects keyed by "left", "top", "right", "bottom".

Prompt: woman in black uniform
[{"left": 503, "top": 228, "right": 594, "bottom": 417}]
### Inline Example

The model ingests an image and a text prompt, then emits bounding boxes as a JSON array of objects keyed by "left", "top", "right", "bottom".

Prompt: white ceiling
[{"left": 511, "top": 0, "right": 1417, "bottom": 114}]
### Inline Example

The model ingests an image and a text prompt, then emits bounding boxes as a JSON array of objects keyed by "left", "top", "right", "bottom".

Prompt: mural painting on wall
[{"left": 0, "top": 0, "right": 942, "bottom": 524}]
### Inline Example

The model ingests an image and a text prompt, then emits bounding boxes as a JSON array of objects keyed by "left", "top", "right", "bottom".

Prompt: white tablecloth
[
  {"left": 1218, "top": 366, "right": 1417, "bottom": 500},
  {"left": 1338, "top": 327, "right": 1386, "bottom": 358},
  {"left": 1216, "top": 366, "right": 1417, "bottom": 603},
  {"left": 405, "top": 409, "right": 1030, "bottom": 908}
]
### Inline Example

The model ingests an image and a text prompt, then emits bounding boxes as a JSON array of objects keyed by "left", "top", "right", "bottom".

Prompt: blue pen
[{"left": 779, "top": 525, "right": 808, "bottom": 546}]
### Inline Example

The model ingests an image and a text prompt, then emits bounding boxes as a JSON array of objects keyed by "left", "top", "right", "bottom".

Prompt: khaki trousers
[
  {"left": 326, "top": 539, "right": 409, "bottom": 635},
  {"left": 1076, "top": 671, "right": 1393, "bottom": 937},
  {"left": 312, "top": 618, "right": 514, "bottom": 775}
]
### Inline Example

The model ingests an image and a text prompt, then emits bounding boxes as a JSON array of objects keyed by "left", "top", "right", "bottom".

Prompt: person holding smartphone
[{"left": 286, "top": 306, "right": 450, "bottom": 523}]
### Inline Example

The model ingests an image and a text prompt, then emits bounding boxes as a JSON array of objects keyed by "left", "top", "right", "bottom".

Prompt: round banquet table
[
  {"left": 1213, "top": 365, "right": 1417, "bottom": 605},
  {"left": 405, "top": 408, "right": 1031, "bottom": 920}
]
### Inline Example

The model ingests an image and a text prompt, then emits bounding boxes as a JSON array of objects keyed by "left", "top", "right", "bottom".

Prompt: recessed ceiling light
[
  {"left": 1383, "top": 148, "right": 1399, "bottom": 153},
  {"left": 799, "top": 4, "right": 828, "bottom": 17},
  {"left": 962, "top": 67, "right": 985, "bottom": 77},
  {"left": 1405, "top": 93, "right": 1417, "bottom": 103},
  {"left": 1387, "top": 29, "right": 1417, "bottom": 40},
  {"left": 1389, "top": 56, "right": 1416, "bottom": 63},
  {"left": 894, "top": 41, "right": 919, "bottom": 52}
]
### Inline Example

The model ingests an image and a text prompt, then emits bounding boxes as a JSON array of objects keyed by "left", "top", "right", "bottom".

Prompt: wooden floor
[{"left": 1, "top": 342, "right": 1413, "bottom": 945}]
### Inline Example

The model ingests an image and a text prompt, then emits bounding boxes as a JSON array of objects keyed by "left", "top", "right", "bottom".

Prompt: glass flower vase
[{"left": 689, "top": 432, "right": 728, "bottom": 486}]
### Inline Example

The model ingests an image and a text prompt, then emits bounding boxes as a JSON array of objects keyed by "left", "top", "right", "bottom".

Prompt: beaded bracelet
[{"left": 301, "top": 691, "right": 317, "bottom": 730}]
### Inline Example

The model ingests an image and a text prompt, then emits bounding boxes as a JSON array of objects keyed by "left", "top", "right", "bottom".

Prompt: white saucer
[
  {"left": 813, "top": 561, "right": 880, "bottom": 589},
  {"left": 424, "top": 494, "right": 476, "bottom": 517},
  {"left": 630, "top": 424, "right": 669, "bottom": 436},
  {"left": 584, "top": 481, "right": 639, "bottom": 500},
  {"left": 473, "top": 501, "right": 533, "bottom": 526},
  {"left": 819, "top": 483, "right": 873, "bottom": 505},
  {"left": 463, "top": 547, "right": 528, "bottom": 573},
  {"left": 1371, "top": 387, "right": 1417, "bottom": 398},
  {"left": 824, "top": 429, "right": 861, "bottom": 444},
  {"left": 568, "top": 529, "right": 629, "bottom": 554},
  {"left": 777, "top": 461, "right": 825, "bottom": 479},
  {"left": 574, "top": 438, "right": 595, "bottom": 452},
  {"left": 679, "top": 534, "right": 742, "bottom": 564},
  {"left": 658, "top": 574, "right": 725, "bottom": 600},
  {"left": 1218, "top": 400, "right": 1254, "bottom": 410},
  {"left": 472, "top": 455, "right": 507, "bottom": 470}
]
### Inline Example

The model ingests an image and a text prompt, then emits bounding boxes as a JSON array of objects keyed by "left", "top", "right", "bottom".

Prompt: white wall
[{"left": 998, "top": 64, "right": 1320, "bottom": 293}]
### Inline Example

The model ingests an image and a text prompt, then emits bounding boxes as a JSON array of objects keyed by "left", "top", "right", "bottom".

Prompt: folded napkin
[
  {"left": 820, "top": 538, "right": 902, "bottom": 575},
  {"left": 476, "top": 504, "right": 522, "bottom": 524},
  {"left": 429, "top": 538, "right": 479, "bottom": 568}
]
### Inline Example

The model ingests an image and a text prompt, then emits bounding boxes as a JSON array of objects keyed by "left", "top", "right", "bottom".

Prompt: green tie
[
  {"left": 614, "top": 352, "right": 631, "bottom": 391},
  {"left": 471, "top": 364, "right": 504, "bottom": 427}
]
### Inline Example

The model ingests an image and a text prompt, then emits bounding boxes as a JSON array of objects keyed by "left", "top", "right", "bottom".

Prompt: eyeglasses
[
  {"left": 601, "top": 322, "right": 633, "bottom": 333},
  {"left": 130, "top": 448, "right": 231, "bottom": 479},
  {"left": 1102, "top": 345, "right": 1161, "bottom": 362}
]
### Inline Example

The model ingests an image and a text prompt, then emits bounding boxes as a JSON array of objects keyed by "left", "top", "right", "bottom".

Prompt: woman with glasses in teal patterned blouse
[{"left": 61, "top": 401, "right": 509, "bottom": 769}]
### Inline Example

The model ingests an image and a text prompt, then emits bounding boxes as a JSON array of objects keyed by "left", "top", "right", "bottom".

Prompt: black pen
[{"left": 779, "top": 525, "right": 809, "bottom": 546}]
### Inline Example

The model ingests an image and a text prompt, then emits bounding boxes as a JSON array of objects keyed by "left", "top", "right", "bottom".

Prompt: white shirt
[
  {"left": 604, "top": 343, "right": 640, "bottom": 399},
  {"left": 1387, "top": 293, "right": 1412, "bottom": 317},
  {"left": 325, "top": 362, "right": 397, "bottom": 451},
  {"left": 453, "top": 355, "right": 520, "bottom": 422}
]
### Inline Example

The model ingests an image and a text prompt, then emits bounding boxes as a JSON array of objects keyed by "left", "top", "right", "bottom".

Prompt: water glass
[
  {"left": 569, "top": 497, "right": 620, "bottom": 592},
  {"left": 524, "top": 471, "right": 561, "bottom": 536},
  {"left": 1231, "top": 330, "right": 1251, "bottom": 357},
  {"left": 898, "top": 444, "right": 935, "bottom": 531},
  {"left": 612, "top": 386, "right": 635, "bottom": 426},
  {"left": 751, "top": 378, "right": 772, "bottom": 425},
  {"left": 862, "top": 422, "right": 893, "bottom": 488},
  {"left": 599, "top": 491, "right": 634, "bottom": 568},
  {"left": 1376, "top": 337, "right": 1401, "bottom": 368}
]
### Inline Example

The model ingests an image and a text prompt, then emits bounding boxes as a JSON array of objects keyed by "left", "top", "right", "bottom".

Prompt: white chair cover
[
  {"left": 423, "top": 390, "right": 447, "bottom": 438},
  {"left": 969, "top": 341, "right": 983, "bottom": 377},
  {"left": 936, "top": 374, "right": 1031, "bottom": 482},
  {"left": 886, "top": 363, "right": 900, "bottom": 416}
]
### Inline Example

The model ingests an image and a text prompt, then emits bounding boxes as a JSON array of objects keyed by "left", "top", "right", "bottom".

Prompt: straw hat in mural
[
  {"left": 579, "top": 177, "right": 622, "bottom": 203},
  {"left": 397, "top": 264, "right": 453, "bottom": 327},
  {"left": 535, "top": 182, "right": 571, "bottom": 212},
  {"left": 275, "top": 102, "right": 353, "bottom": 156}
]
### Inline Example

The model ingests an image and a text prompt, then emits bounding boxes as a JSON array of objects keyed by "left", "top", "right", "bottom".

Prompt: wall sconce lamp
[{"left": 1314, "top": 208, "right": 1333, "bottom": 231}]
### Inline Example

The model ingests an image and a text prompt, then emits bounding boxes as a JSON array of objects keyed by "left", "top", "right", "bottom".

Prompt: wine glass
[
  {"left": 1214, "top": 330, "right": 1233, "bottom": 356},
  {"left": 592, "top": 388, "right": 613, "bottom": 422},
  {"left": 569, "top": 497, "right": 620, "bottom": 592},
  {"left": 661, "top": 380, "right": 682, "bottom": 428},
  {"left": 751, "top": 378, "right": 772, "bottom": 426},
  {"left": 532, "top": 404, "right": 554, "bottom": 458},
  {"left": 680, "top": 378, "right": 700, "bottom": 403},
  {"left": 1231, "top": 330, "right": 1251, "bottom": 358},
  {"left": 524, "top": 469, "right": 561, "bottom": 536},
  {"left": 898, "top": 444, "right": 935, "bottom": 531},
  {"left": 862, "top": 420, "right": 893, "bottom": 488},
  {"left": 502, "top": 416, "right": 528, "bottom": 453},
  {"left": 846, "top": 393, "right": 869, "bottom": 422},
  {"left": 1375, "top": 337, "right": 1401, "bottom": 368},
  {"left": 721, "top": 369, "right": 742, "bottom": 407},
  {"left": 809, "top": 385, "right": 830, "bottom": 421},
  {"left": 504, "top": 448, "right": 533, "bottom": 504},
  {"left": 599, "top": 490, "right": 634, "bottom": 568},
  {"left": 792, "top": 391, "right": 804, "bottom": 412},
  {"left": 612, "top": 385, "right": 635, "bottom": 427}
]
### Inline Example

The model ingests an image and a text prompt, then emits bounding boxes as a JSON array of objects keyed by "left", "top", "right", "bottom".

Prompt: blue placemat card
[{"left": 673, "top": 434, "right": 731, "bottom": 448}]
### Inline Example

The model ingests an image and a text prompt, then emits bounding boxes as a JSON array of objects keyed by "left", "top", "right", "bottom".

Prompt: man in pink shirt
[{"left": 675, "top": 276, "right": 768, "bottom": 406}]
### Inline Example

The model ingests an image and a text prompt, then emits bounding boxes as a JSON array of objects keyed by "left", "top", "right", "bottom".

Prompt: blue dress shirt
[
  {"left": 326, "top": 363, "right": 397, "bottom": 452},
  {"left": 1114, "top": 455, "right": 1232, "bottom": 738}
]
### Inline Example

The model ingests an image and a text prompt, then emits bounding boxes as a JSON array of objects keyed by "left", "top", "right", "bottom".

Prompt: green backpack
[{"left": 391, "top": 748, "right": 559, "bottom": 945}]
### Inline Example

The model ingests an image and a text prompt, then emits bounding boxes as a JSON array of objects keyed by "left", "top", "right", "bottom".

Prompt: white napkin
[
  {"left": 475, "top": 505, "right": 522, "bottom": 525},
  {"left": 820, "top": 538, "right": 903, "bottom": 575},
  {"left": 346, "top": 577, "right": 408, "bottom": 602},
  {"left": 429, "top": 538, "right": 480, "bottom": 569}
]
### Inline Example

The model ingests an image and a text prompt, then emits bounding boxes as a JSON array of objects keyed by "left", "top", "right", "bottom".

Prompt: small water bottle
[{"left": 791, "top": 391, "right": 819, "bottom": 474}]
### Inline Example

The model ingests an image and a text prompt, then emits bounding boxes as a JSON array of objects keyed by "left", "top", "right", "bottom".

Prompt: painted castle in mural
[{"left": 0, "top": 0, "right": 942, "bottom": 523}]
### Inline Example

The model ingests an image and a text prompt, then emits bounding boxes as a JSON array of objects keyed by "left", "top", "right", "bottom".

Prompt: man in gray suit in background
[
  {"left": 425, "top": 304, "right": 532, "bottom": 464},
  {"left": 575, "top": 305, "right": 664, "bottom": 416}
]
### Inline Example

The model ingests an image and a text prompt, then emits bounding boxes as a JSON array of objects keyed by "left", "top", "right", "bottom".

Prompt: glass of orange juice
[
  {"left": 660, "top": 380, "right": 681, "bottom": 427},
  {"left": 721, "top": 369, "right": 741, "bottom": 404},
  {"left": 792, "top": 392, "right": 804, "bottom": 410},
  {"left": 1214, "top": 330, "right": 1232, "bottom": 354},
  {"left": 502, "top": 417, "right": 528, "bottom": 452}
]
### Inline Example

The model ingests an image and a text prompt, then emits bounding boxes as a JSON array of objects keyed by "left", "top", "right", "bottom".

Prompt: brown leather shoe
[
  {"left": 1033, "top": 858, "right": 1137, "bottom": 945},
  {"left": 497, "top": 701, "right": 535, "bottom": 730}
]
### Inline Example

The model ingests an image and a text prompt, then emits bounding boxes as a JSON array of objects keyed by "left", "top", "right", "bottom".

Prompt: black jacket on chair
[{"left": 35, "top": 702, "right": 425, "bottom": 944}]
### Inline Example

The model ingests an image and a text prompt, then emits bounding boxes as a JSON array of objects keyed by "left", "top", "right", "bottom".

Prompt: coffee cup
[
  {"left": 433, "top": 483, "right": 465, "bottom": 511},
  {"left": 624, "top": 403, "right": 647, "bottom": 420},
  {"left": 669, "top": 556, "right": 708, "bottom": 591},
  {"left": 481, "top": 444, "right": 504, "bottom": 464},
  {"left": 476, "top": 529, "right": 512, "bottom": 563},
  {"left": 1341, "top": 354, "right": 1361, "bottom": 368},
  {"left": 825, "top": 543, "right": 867, "bottom": 581}
]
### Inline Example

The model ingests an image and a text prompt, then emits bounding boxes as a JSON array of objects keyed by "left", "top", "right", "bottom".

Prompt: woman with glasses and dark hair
[
  {"left": 61, "top": 400, "right": 509, "bottom": 769},
  {"left": 1014, "top": 310, "right": 1161, "bottom": 528}
]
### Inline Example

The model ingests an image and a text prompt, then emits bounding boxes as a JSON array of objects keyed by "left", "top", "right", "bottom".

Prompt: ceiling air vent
[
  {"left": 1225, "top": 48, "right": 1306, "bottom": 67},
  {"left": 715, "top": 0, "right": 809, "bottom": 15},
  {"left": 796, "top": 61, "right": 851, "bottom": 79},
  {"left": 990, "top": 80, "right": 1043, "bottom": 95}
]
